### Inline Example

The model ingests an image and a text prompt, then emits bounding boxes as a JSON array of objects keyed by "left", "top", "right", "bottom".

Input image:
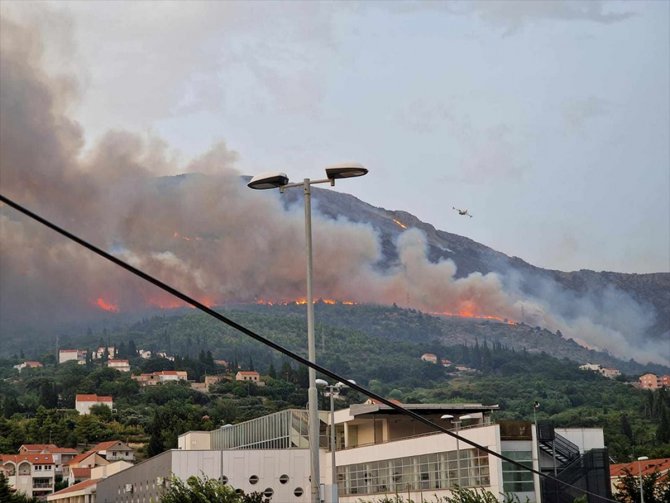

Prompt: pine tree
[{"left": 656, "top": 405, "right": 670, "bottom": 443}]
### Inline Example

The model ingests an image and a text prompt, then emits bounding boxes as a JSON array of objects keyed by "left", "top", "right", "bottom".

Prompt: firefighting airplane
[{"left": 452, "top": 207, "right": 473, "bottom": 218}]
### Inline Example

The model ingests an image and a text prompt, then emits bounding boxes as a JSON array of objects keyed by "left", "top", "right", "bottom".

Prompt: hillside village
[{"left": 0, "top": 328, "right": 670, "bottom": 503}]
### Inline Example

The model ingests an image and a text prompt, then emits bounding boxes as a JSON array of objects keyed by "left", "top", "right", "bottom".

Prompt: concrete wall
[{"left": 96, "top": 449, "right": 311, "bottom": 503}]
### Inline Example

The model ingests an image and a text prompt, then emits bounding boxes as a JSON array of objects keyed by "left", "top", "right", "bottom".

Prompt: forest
[{"left": 1, "top": 304, "right": 668, "bottom": 462}]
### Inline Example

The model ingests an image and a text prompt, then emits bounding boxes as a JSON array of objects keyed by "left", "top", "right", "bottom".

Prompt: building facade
[{"left": 75, "top": 394, "right": 113, "bottom": 415}]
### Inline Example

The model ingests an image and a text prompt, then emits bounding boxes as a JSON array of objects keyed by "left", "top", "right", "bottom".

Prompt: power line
[{"left": 0, "top": 193, "right": 615, "bottom": 502}]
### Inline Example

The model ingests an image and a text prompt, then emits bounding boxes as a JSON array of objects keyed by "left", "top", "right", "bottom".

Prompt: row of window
[{"left": 337, "top": 448, "right": 491, "bottom": 496}]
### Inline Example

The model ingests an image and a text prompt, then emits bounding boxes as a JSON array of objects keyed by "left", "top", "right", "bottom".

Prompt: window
[
  {"left": 249, "top": 475, "right": 259, "bottom": 485},
  {"left": 279, "top": 474, "right": 289, "bottom": 484},
  {"left": 338, "top": 448, "right": 490, "bottom": 496},
  {"left": 294, "top": 487, "right": 304, "bottom": 497},
  {"left": 502, "top": 450, "right": 534, "bottom": 493}
]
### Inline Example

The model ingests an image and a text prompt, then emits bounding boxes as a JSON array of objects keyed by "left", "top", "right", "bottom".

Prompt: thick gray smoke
[{"left": 0, "top": 14, "right": 665, "bottom": 366}]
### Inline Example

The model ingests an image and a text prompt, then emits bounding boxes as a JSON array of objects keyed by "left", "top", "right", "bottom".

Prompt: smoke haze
[{"left": 0, "top": 13, "right": 666, "bottom": 366}]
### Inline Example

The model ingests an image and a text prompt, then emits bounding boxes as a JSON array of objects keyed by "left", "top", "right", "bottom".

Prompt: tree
[
  {"left": 614, "top": 467, "right": 670, "bottom": 503},
  {"left": 159, "top": 475, "right": 270, "bottom": 503},
  {"left": 656, "top": 406, "right": 670, "bottom": 443},
  {"left": 0, "top": 472, "right": 39, "bottom": 502}
]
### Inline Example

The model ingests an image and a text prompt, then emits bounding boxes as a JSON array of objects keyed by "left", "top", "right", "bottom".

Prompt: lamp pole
[
  {"left": 248, "top": 164, "right": 367, "bottom": 503},
  {"left": 316, "top": 379, "right": 348, "bottom": 503},
  {"left": 637, "top": 456, "right": 648, "bottom": 503}
]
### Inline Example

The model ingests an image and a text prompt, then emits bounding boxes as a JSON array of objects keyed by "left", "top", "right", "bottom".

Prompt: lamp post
[
  {"left": 637, "top": 456, "right": 648, "bottom": 503},
  {"left": 316, "top": 379, "right": 354, "bottom": 503},
  {"left": 441, "top": 414, "right": 474, "bottom": 487},
  {"left": 248, "top": 163, "right": 367, "bottom": 503}
]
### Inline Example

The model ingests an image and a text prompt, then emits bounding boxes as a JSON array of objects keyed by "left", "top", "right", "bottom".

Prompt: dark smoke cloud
[{"left": 0, "top": 13, "right": 666, "bottom": 366}]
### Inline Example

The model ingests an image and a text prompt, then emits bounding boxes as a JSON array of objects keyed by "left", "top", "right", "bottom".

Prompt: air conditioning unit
[{"left": 124, "top": 484, "right": 134, "bottom": 493}]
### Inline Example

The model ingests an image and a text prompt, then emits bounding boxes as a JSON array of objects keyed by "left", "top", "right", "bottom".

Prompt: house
[
  {"left": 90, "top": 440, "right": 135, "bottom": 462},
  {"left": 98, "top": 402, "right": 613, "bottom": 503},
  {"left": 18, "top": 444, "right": 78, "bottom": 476},
  {"left": 107, "top": 359, "right": 130, "bottom": 372},
  {"left": 93, "top": 346, "right": 116, "bottom": 360},
  {"left": 63, "top": 450, "right": 108, "bottom": 479},
  {"left": 47, "top": 461, "right": 133, "bottom": 503},
  {"left": 420, "top": 353, "right": 438, "bottom": 364},
  {"left": 639, "top": 373, "right": 670, "bottom": 389},
  {"left": 137, "top": 349, "right": 152, "bottom": 359},
  {"left": 610, "top": 457, "right": 670, "bottom": 496},
  {"left": 0, "top": 453, "right": 56, "bottom": 499},
  {"left": 579, "top": 363, "right": 621, "bottom": 379},
  {"left": 68, "top": 466, "right": 91, "bottom": 487},
  {"left": 75, "top": 394, "right": 113, "bottom": 415},
  {"left": 58, "top": 349, "right": 86, "bottom": 365},
  {"left": 132, "top": 370, "right": 188, "bottom": 386},
  {"left": 235, "top": 370, "right": 260, "bottom": 382},
  {"left": 13, "top": 360, "right": 44, "bottom": 372}
]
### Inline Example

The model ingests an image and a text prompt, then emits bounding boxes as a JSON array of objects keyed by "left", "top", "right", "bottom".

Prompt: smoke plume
[{"left": 0, "top": 13, "right": 666, "bottom": 366}]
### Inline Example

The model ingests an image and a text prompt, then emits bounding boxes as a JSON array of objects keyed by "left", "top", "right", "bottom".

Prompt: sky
[{"left": 3, "top": 0, "right": 668, "bottom": 274}]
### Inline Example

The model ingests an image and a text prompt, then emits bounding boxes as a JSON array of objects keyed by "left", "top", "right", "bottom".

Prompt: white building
[
  {"left": 93, "top": 346, "right": 117, "bottom": 359},
  {"left": 98, "top": 402, "right": 612, "bottom": 503},
  {"left": 0, "top": 453, "right": 56, "bottom": 499},
  {"left": 107, "top": 359, "right": 130, "bottom": 372},
  {"left": 75, "top": 394, "right": 113, "bottom": 415},
  {"left": 131, "top": 370, "right": 188, "bottom": 387},
  {"left": 13, "top": 360, "right": 44, "bottom": 372},
  {"left": 59, "top": 349, "right": 86, "bottom": 365}
]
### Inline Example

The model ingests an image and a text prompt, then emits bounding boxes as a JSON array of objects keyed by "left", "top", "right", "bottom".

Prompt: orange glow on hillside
[
  {"left": 255, "top": 298, "right": 358, "bottom": 307},
  {"left": 433, "top": 309, "right": 516, "bottom": 325},
  {"left": 95, "top": 297, "right": 119, "bottom": 313},
  {"left": 392, "top": 219, "right": 408, "bottom": 229}
]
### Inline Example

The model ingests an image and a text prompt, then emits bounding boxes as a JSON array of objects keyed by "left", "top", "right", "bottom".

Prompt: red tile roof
[
  {"left": 67, "top": 450, "right": 97, "bottom": 466},
  {"left": 0, "top": 453, "right": 54, "bottom": 464},
  {"left": 611, "top": 458, "right": 670, "bottom": 478},
  {"left": 19, "top": 443, "right": 59, "bottom": 452},
  {"left": 50, "top": 478, "right": 99, "bottom": 496},
  {"left": 75, "top": 394, "right": 113, "bottom": 402},
  {"left": 71, "top": 467, "right": 92, "bottom": 478}
]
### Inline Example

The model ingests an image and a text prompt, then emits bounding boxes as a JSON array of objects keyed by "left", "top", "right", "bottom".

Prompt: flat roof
[{"left": 348, "top": 403, "right": 499, "bottom": 417}]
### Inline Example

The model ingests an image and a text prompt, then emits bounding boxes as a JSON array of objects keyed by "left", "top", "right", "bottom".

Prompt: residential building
[
  {"left": 639, "top": 373, "right": 670, "bottom": 389},
  {"left": 0, "top": 453, "right": 56, "bottom": 499},
  {"left": 93, "top": 346, "right": 116, "bottom": 360},
  {"left": 18, "top": 444, "right": 78, "bottom": 476},
  {"left": 64, "top": 451, "right": 108, "bottom": 479},
  {"left": 131, "top": 370, "right": 188, "bottom": 387},
  {"left": 610, "top": 457, "right": 670, "bottom": 496},
  {"left": 106, "top": 359, "right": 130, "bottom": 372},
  {"left": 235, "top": 370, "right": 260, "bottom": 382},
  {"left": 90, "top": 441, "right": 135, "bottom": 463},
  {"left": 68, "top": 467, "right": 91, "bottom": 487},
  {"left": 13, "top": 360, "right": 44, "bottom": 372},
  {"left": 137, "top": 349, "right": 152, "bottom": 359},
  {"left": 59, "top": 349, "right": 86, "bottom": 365},
  {"left": 420, "top": 353, "right": 438, "bottom": 364},
  {"left": 96, "top": 402, "right": 612, "bottom": 503},
  {"left": 579, "top": 363, "right": 621, "bottom": 379},
  {"left": 75, "top": 394, "right": 113, "bottom": 415}
]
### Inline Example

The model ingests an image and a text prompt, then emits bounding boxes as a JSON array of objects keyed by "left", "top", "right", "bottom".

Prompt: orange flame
[
  {"left": 255, "top": 298, "right": 358, "bottom": 306},
  {"left": 96, "top": 297, "right": 119, "bottom": 313},
  {"left": 392, "top": 218, "right": 408, "bottom": 229}
]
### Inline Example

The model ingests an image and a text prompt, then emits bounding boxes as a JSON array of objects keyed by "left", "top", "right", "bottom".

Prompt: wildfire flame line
[{"left": 392, "top": 218, "right": 408, "bottom": 229}]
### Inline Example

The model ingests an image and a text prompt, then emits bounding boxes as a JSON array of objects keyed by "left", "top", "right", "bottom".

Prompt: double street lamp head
[{"left": 247, "top": 162, "right": 367, "bottom": 190}]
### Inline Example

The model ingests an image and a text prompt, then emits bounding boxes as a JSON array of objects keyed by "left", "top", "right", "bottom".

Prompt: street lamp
[
  {"left": 637, "top": 456, "right": 648, "bottom": 503},
  {"left": 316, "top": 379, "right": 355, "bottom": 503},
  {"left": 248, "top": 163, "right": 367, "bottom": 503},
  {"left": 441, "top": 414, "right": 474, "bottom": 487}
]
